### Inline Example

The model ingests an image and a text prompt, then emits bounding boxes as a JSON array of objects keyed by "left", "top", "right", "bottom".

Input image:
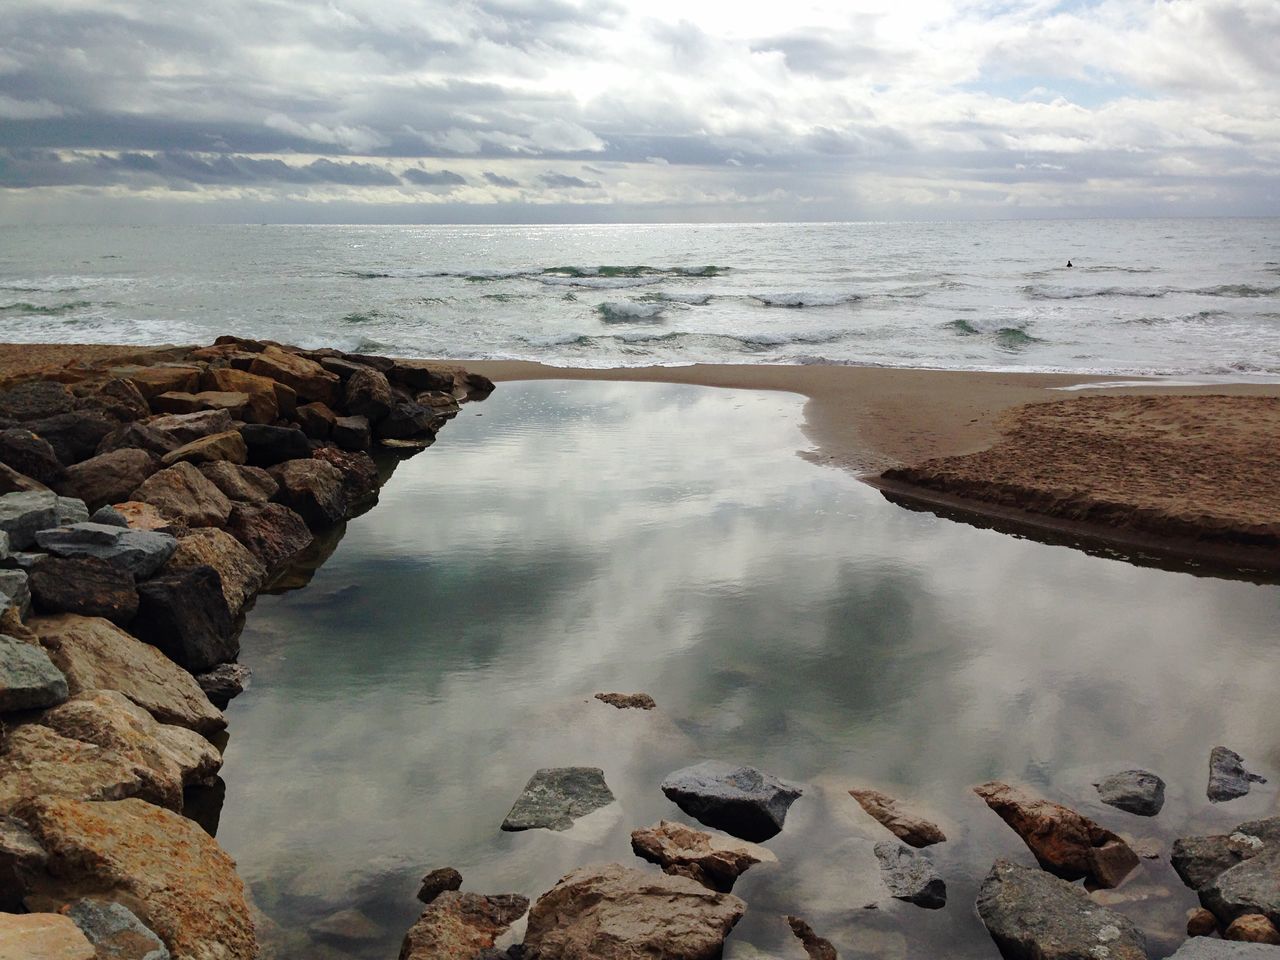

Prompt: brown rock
[
  {"left": 28, "top": 556, "right": 139, "bottom": 624},
  {"left": 0, "top": 428, "right": 64, "bottom": 486},
  {"left": 198, "top": 460, "right": 278, "bottom": 503},
  {"left": 332, "top": 414, "right": 372, "bottom": 452},
  {"left": 595, "top": 692, "right": 655, "bottom": 710},
  {"left": 58, "top": 449, "right": 159, "bottom": 511},
  {"left": 159, "top": 429, "right": 248, "bottom": 467},
  {"left": 418, "top": 867, "right": 463, "bottom": 904},
  {"left": 125, "top": 365, "right": 202, "bottom": 401},
  {"left": 417, "top": 391, "right": 461, "bottom": 418},
  {"left": 1187, "top": 907, "right": 1219, "bottom": 936},
  {"left": 1, "top": 813, "right": 47, "bottom": 909},
  {"left": 0, "top": 725, "right": 145, "bottom": 815},
  {"left": 0, "top": 912, "right": 95, "bottom": 960},
  {"left": 93, "top": 422, "right": 178, "bottom": 459},
  {"left": 631, "top": 820, "right": 775, "bottom": 892},
  {"left": 295, "top": 401, "right": 336, "bottom": 439},
  {"left": 225, "top": 501, "right": 314, "bottom": 573},
  {"left": 152, "top": 390, "right": 251, "bottom": 419},
  {"left": 269, "top": 458, "right": 347, "bottom": 527},
  {"left": 1226, "top": 914, "right": 1280, "bottom": 944},
  {"left": 973, "top": 781, "right": 1138, "bottom": 888},
  {"left": 19, "top": 796, "right": 258, "bottom": 960},
  {"left": 30, "top": 411, "right": 117, "bottom": 467},
  {"left": 0, "top": 381, "right": 76, "bottom": 421},
  {"left": 345, "top": 366, "right": 395, "bottom": 422},
  {"left": 168, "top": 527, "right": 266, "bottom": 616},
  {"left": 386, "top": 359, "right": 455, "bottom": 393},
  {"left": 249, "top": 347, "right": 341, "bottom": 405},
  {"left": 81, "top": 378, "right": 150, "bottom": 422},
  {"left": 376, "top": 402, "right": 441, "bottom": 441},
  {"left": 0, "top": 461, "right": 50, "bottom": 494},
  {"left": 30, "top": 613, "right": 225, "bottom": 734},
  {"left": 523, "top": 863, "right": 745, "bottom": 960},
  {"left": 131, "top": 461, "right": 232, "bottom": 527},
  {"left": 201, "top": 367, "right": 280, "bottom": 424},
  {"left": 399, "top": 891, "right": 528, "bottom": 960},
  {"left": 312, "top": 447, "right": 380, "bottom": 508},
  {"left": 849, "top": 787, "right": 947, "bottom": 848},
  {"left": 786, "top": 916, "right": 838, "bottom": 960},
  {"left": 112, "top": 501, "right": 179, "bottom": 534},
  {"left": 145, "top": 408, "right": 235, "bottom": 447}
]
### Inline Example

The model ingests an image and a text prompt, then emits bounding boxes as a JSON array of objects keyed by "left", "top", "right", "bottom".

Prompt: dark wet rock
[
  {"left": 134, "top": 564, "right": 236, "bottom": 673},
  {"left": 94, "top": 422, "right": 179, "bottom": 459},
  {"left": 168, "top": 527, "right": 265, "bottom": 616},
  {"left": 0, "top": 428, "right": 64, "bottom": 486},
  {"left": 1226, "top": 916, "right": 1280, "bottom": 944},
  {"left": 29, "top": 411, "right": 117, "bottom": 466},
  {"left": 195, "top": 662, "right": 251, "bottom": 709},
  {"left": 66, "top": 898, "right": 171, "bottom": 959},
  {"left": 58, "top": 448, "right": 160, "bottom": 511},
  {"left": 595, "top": 692, "right": 655, "bottom": 710},
  {"left": 225, "top": 502, "right": 313, "bottom": 573},
  {"left": 977, "top": 859, "right": 1148, "bottom": 960},
  {"left": 0, "top": 633, "right": 68, "bottom": 712},
  {"left": 36, "top": 522, "right": 176, "bottom": 578},
  {"left": 386, "top": 359, "right": 455, "bottom": 393},
  {"left": 501, "top": 766, "right": 615, "bottom": 832},
  {"left": 850, "top": 787, "right": 946, "bottom": 848},
  {"left": 973, "top": 780, "right": 1139, "bottom": 888},
  {"left": 1209, "top": 747, "right": 1268, "bottom": 803},
  {"left": 417, "top": 391, "right": 461, "bottom": 418},
  {"left": 0, "top": 569, "right": 30, "bottom": 617},
  {"left": 198, "top": 461, "right": 278, "bottom": 503},
  {"left": 269, "top": 458, "right": 347, "bottom": 527},
  {"left": 295, "top": 401, "right": 337, "bottom": 439},
  {"left": 319, "top": 356, "right": 373, "bottom": 379},
  {"left": 786, "top": 916, "right": 837, "bottom": 960},
  {"left": 345, "top": 366, "right": 395, "bottom": 422},
  {"left": 332, "top": 414, "right": 372, "bottom": 452},
  {"left": 343, "top": 351, "right": 396, "bottom": 373},
  {"left": 1, "top": 813, "right": 48, "bottom": 909},
  {"left": 29, "top": 556, "right": 139, "bottom": 624},
  {"left": 81, "top": 378, "right": 151, "bottom": 423},
  {"left": 523, "top": 863, "right": 743, "bottom": 960},
  {"left": 874, "top": 840, "right": 946, "bottom": 909},
  {"left": 376, "top": 402, "right": 442, "bottom": 441},
  {"left": 661, "top": 760, "right": 802, "bottom": 842},
  {"left": 239, "top": 423, "right": 312, "bottom": 467},
  {"left": 465, "top": 371, "right": 497, "bottom": 397},
  {"left": 0, "top": 461, "right": 48, "bottom": 495},
  {"left": 0, "top": 489, "right": 59, "bottom": 549},
  {"left": 90, "top": 505, "right": 129, "bottom": 527},
  {"left": 417, "top": 866, "right": 463, "bottom": 904},
  {"left": 312, "top": 447, "right": 380, "bottom": 510},
  {"left": 0, "top": 380, "right": 75, "bottom": 421},
  {"left": 131, "top": 461, "right": 232, "bottom": 528},
  {"left": 158, "top": 430, "right": 247, "bottom": 468},
  {"left": 1096, "top": 768, "right": 1167, "bottom": 816},
  {"left": 631, "top": 820, "right": 775, "bottom": 892},
  {"left": 1189, "top": 907, "right": 1220, "bottom": 936},
  {"left": 400, "top": 891, "right": 529, "bottom": 960},
  {"left": 1168, "top": 941, "right": 1280, "bottom": 958}
]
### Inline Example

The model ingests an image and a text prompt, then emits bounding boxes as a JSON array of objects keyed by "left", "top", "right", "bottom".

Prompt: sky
[{"left": 1, "top": 0, "right": 1278, "bottom": 223}]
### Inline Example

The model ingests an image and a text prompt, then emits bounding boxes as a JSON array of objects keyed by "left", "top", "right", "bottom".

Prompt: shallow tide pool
[{"left": 215, "top": 381, "right": 1280, "bottom": 959}]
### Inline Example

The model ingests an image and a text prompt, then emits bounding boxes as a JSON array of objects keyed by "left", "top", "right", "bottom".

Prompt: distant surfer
[{"left": 1066, "top": 260, "right": 1073, "bottom": 268}]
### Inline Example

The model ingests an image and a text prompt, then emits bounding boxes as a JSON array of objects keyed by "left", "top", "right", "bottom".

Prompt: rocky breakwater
[{"left": 0, "top": 337, "right": 492, "bottom": 958}]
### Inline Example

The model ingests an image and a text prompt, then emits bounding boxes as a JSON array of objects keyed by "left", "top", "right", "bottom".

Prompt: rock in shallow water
[
  {"left": 417, "top": 866, "right": 463, "bottom": 904},
  {"left": 501, "top": 766, "right": 615, "bottom": 832},
  {"left": 595, "top": 692, "right": 655, "bottom": 710},
  {"left": 630, "top": 820, "right": 775, "bottom": 892},
  {"left": 661, "top": 761, "right": 803, "bottom": 842},
  {"left": 786, "top": 916, "right": 837, "bottom": 960},
  {"left": 849, "top": 787, "right": 946, "bottom": 847},
  {"left": 874, "top": 840, "right": 946, "bottom": 909},
  {"left": 1167, "top": 941, "right": 1280, "bottom": 958},
  {"left": 1209, "top": 746, "right": 1268, "bottom": 803},
  {"left": 1096, "top": 768, "right": 1167, "bottom": 816},
  {"left": 400, "top": 891, "right": 528, "bottom": 960},
  {"left": 196, "top": 662, "right": 252, "bottom": 709}
]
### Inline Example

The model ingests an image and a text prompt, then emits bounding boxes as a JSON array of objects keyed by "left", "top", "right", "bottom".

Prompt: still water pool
[{"left": 215, "top": 381, "right": 1280, "bottom": 959}]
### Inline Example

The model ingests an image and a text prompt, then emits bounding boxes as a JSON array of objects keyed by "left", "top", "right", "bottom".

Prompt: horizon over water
[{"left": 2, "top": 217, "right": 1278, "bottom": 377}]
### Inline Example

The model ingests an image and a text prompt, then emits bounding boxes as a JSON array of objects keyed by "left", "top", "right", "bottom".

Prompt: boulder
[
  {"left": 0, "top": 489, "right": 59, "bottom": 549},
  {"left": 595, "top": 692, "right": 655, "bottom": 710},
  {"left": 55, "top": 497, "right": 89, "bottom": 526},
  {"left": 1210, "top": 747, "right": 1267, "bottom": 802},
  {"left": 167, "top": 528, "right": 265, "bottom": 616},
  {"left": 345, "top": 366, "right": 394, "bottom": 422},
  {"left": 36, "top": 523, "right": 176, "bottom": 578},
  {"left": 18, "top": 796, "right": 257, "bottom": 960},
  {"left": 386, "top": 359, "right": 455, "bottom": 393},
  {"left": 1095, "top": 768, "right": 1167, "bottom": 817},
  {"left": 332, "top": 414, "right": 372, "bottom": 452},
  {"left": 269, "top": 458, "right": 347, "bottom": 527},
  {"left": 417, "top": 391, "right": 461, "bottom": 418},
  {"left": 131, "top": 461, "right": 232, "bottom": 528},
  {"left": 295, "top": 402, "right": 336, "bottom": 439},
  {"left": 125, "top": 365, "right": 203, "bottom": 400},
  {"left": 0, "top": 633, "right": 68, "bottom": 712},
  {"left": 80, "top": 378, "right": 151, "bottom": 423},
  {"left": 873, "top": 840, "right": 946, "bottom": 909},
  {"left": 786, "top": 916, "right": 837, "bottom": 960},
  {"left": 200, "top": 368, "right": 279, "bottom": 424},
  {"left": 158, "top": 430, "right": 247, "bottom": 468},
  {"left": 0, "top": 380, "right": 75, "bottom": 421},
  {"left": 1, "top": 813, "right": 48, "bottom": 909},
  {"left": 312, "top": 447, "right": 380, "bottom": 509},
  {"left": 1202, "top": 845, "right": 1280, "bottom": 928},
  {"left": 65, "top": 898, "right": 171, "bottom": 960},
  {"left": 146, "top": 409, "right": 235, "bottom": 447},
  {"left": 1167, "top": 940, "right": 1280, "bottom": 958},
  {"left": 523, "top": 863, "right": 744, "bottom": 960},
  {"left": 1226, "top": 916, "right": 1280, "bottom": 945},
  {"left": 29, "top": 411, "right": 116, "bottom": 466},
  {"left": 0, "top": 568, "right": 30, "bottom": 617},
  {"left": 630, "top": 820, "right": 775, "bottom": 892},
  {"left": 0, "top": 724, "right": 146, "bottom": 814},
  {"left": 94, "top": 422, "right": 178, "bottom": 459},
  {"left": 28, "top": 556, "right": 139, "bottom": 624},
  {"left": 0, "top": 912, "right": 95, "bottom": 960},
  {"left": 0, "top": 428, "right": 64, "bottom": 485},
  {"left": 976, "top": 859, "right": 1148, "bottom": 960},
  {"left": 973, "top": 780, "right": 1139, "bottom": 888},
  {"left": 239, "top": 423, "right": 311, "bottom": 467},
  {"left": 30, "top": 613, "right": 225, "bottom": 733},
  {"left": 661, "top": 761, "right": 802, "bottom": 842},
  {"left": 320, "top": 356, "right": 373, "bottom": 379},
  {"left": 58, "top": 449, "right": 159, "bottom": 511},
  {"left": 376, "top": 402, "right": 441, "bottom": 441},
  {"left": 152, "top": 390, "right": 250, "bottom": 420},
  {"left": 849, "top": 787, "right": 946, "bottom": 848},
  {"left": 248, "top": 347, "right": 341, "bottom": 405},
  {"left": 417, "top": 866, "right": 463, "bottom": 904},
  {"left": 0, "top": 461, "right": 49, "bottom": 495},
  {"left": 225, "top": 502, "right": 313, "bottom": 573},
  {"left": 89, "top": 505, "right": 128, "bottom": 527},
  {"left": 198, "top": 461, "right": 278, "bottom": 503},
  {"left": 400, "top": 891, "right": 529, "bottom": 960},
  {"left": 112, "top": 502, "right": 178, "bottom": 535},
  {"left": 1189, "top": 908, "right": 1220, "bottom": 936},
  {"left": 195, "top": 662, "right": 251, "bottom": 709},
  {"left": 501, "top": 767, "right": 616, "bottom": 832},
  {"left": 134, "top": 564, "right": 237, "bottom": 673},
  {"left": 1173, "top": 819, "right": 1280, "bottom": 893}
]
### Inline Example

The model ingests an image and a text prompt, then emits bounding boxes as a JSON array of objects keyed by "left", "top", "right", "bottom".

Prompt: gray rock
[
  {"left": 0, "top": 489, "right": 58, "bottom": 549},
  {"left": 55, "top": 496, "right": 90, "bottom": 526},
  {"left": 1, "top": 814, "right": 47, "bottom": 909},
  {"left": 501, "top": 767, "right": 615, "bottom": 832},
  {"left": 90, "top": 505, "right": 130, "bottom": 527},
  {"left": 35, "top": 522, "right": 177, "bottom": 578},
  {"left": 5, "top": 551, "right": 44, "bottom": 571},
  {"left": 1096, "top": 768, "right": 1166, "bottom": 816},
  {"left": 661, "top": 761, "right": 802, "bottom": 842},
  {"left": 0, "top": 531, "right": 8, "bottom": 562},
  {"left": 977, "top": 859, "right": 1148, "bottom": 960},
  {"left": 1166, "top": 940, "right": 1280, "bottom": 958},
  {"left": 0, "top": 633, "right": 67, "bottom": 711},
  {"left": 1209, "top": 747, "right": 1267, "bottom": 802},
  {"left": 1173, "top": 822, "right": 1280, "bottom": 891},
  {"left": 1203, "top": 847, "right": 1280, "bottom": 927},
  {"left": 66, "top": 898, "right": 171, "bottom": 960},
  {"left": 195, "top": 662, "right": 251, "bottom": 709},
  {"left": 0, "top": 569, "right": 29, "bottom": 617},
  {"left": 873, "top": 841, "right": 946, "bottom": 909}
]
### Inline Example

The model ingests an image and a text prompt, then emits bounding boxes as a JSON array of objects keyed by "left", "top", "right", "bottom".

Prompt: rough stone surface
[
  {"left": 0, "top": 633, "right": 68, "bottom": 712},
  {"left": 874, "top": 841, "right": 946, "bottom": 909},
  {"left": 502, "top": 767, "right": 616, "bottom": 832},
  {"left": 55, "top": 496, "right": 90, "bottom": 526},
  {"left": 977, "top": 859, "right": 1148, "bottom": 960},
  {"left": 153, "top": 390, "right": 251, "bottom": 420},
  {"left": 0, "top": 724, "right": 146, "bottom": 814},
  {"left": 0, "top": 489, "right": 59, "bottom": 549},
  {"left": 786, "top": 916, "right": 837, "bottom": 960},
  {"left": 130, "top": 461, "right": 232, "bottom": 528},
  {"left": 134, "top": 564, "right": 237, "bottom": 673},
  {"left": 29, "top": 556, "right": 139, "bottom": 624},
  {"left": 145, "top": 409, "right": 235, "bottom": 447},
  {"left": 1210, "top": 747, "right": 1268, "bottom": 803},
  {"left": 417, "top": 866, "right": 463, "bottom": 904},
  {"left": 1203, "top": 846, "right": 1280, "bottom": 928},
  {"left": 375, "top": 402, "right": 441, "bottom": 441},
  {"left": 167, "top": 528, "right": 265, "bottom": 616},
  {"left": 311, "top": 447, "right": 379, "bottom": 509},
  {"left": 200, "top": 367, "right": 279, "bottom": 424},
  {"left": 225, "top": 501, "right": 313, "bottom": 573},
  {"left": 36, "top": 523, "right": 176, "bottom": 578},
  {"left": 159, "top": 430, "right": 247, "bottom": 468},
  {"left": 112, "top": 502, "right": 178, "bottom": 535},
  {"left": 1226, "top": 916, "right": 1280, "bottom": 945},
  {"left": 0, "top": 428, "right": 64, "bottom": 486},
  {"left": 345, "top": 366, "right": 394, "bottom": 422},
  {"left": 30, "top": 411, "right": 117, "bottom": 466},
  {"left": 850, "top": 787, "right": 947, "bottom": 848},
  {"left": 312, "top": 908, "right": 380, "bottom": 943},
  {"left": 239, "top": 423, "right": 312, "bottom": 467},
  {"left": 386, "top": 359, "right": 455, "bottom": 393},
  {"left": 81, "top": 379, "right": 151, "bottom": 424},
  {"left": 1167, "top": 941, "right": 1280, "bottom": 958},
  {"left": 0, "top": 912, "right": 96, "bottom": 960},
  {"left": 400, "top": 891, "right": 528, "bottom": 960},
  {"left": 661, "top": 761, "right": 803, "bottom": 842},
  {"left": 197, "top": 461, "right": 277, "bottom": 504},
  {"left": 630, "top": 820, "right": 775, "bottom": 892},
  {"left": 94, "top": 423, "right": 179, "bottom": 460},
  {"left": 523, "top": 863, "right": 745, "bottom": 960},
  {"left": 1095, "top": 769, "right": 1167, "bottom": 817},
  {"left": 195, "top": 662, "right": 251, "bottom": 709},
  {"left": 66, "top": 898, "right": 171, "bottom": 960},
  {"left": 0, "top": 568, "right": 30, "bottom": 617},
  {"left": 0, "top": 380, "right": 76, "bottom": 421},
  {"left": 295, "top": 402, "right": 336, "bottom": 439},
  {"left": 1173, "top": 820, "right": 1280, "bottom": 908},
  {"left": 973, "top": 780, "right": 1139, "bottom": 888},
  {"left": 249, "top": 347, "right": 341, "bottom": 405},
  {"left": 31, "top": 613, "right": 225, "bottom": 733},
  {"left": 19, "top": 796, "right": 258, "bottom": 960},
  {"left": 1, "top": 813, "right": 48, "bottom": 909},
  {"left": 89, "top": 505, "right": 130, "bottom": 527},
  {"left": 595, "top": 692, "right": 655, "bottom": 710},
  {"left": 125, "top": 365, "right": 202, "bottom": 401},
  {"left": 1189, "top": 908, "right": 1220, "bottom": 936},
  {"left": 269, "top": 458, "right": 347, "bottom": 527},
  {"left": 332, "top": 415, "right": 372, "bottom": 452}
]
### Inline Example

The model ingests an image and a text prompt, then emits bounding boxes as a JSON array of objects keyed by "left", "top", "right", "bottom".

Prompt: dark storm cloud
[
  {"left": 402, "top": 168, "right": 468, "bottom": 186},
  {"left": 483, "top": 171, "right": 521, "bottom": 187},
  {"left": 539, "top": 172, "right": 600, "bottom": 188}
]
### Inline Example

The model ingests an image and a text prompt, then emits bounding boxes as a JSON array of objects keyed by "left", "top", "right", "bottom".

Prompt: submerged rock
[
  {"left": 786, "top": 916, "right": 837, "bottom": 960},
  {"left": 417, "top": 866, "right": 463, "bottom": 904},
  {"left": 1096, "top": 768, "right": 1167, "bottom": 816},
  {"left": 312, "top": 908, "right": 381, "bottom": 943},
  {"left": 977, "top": 859, "right": 1148, "bottom": 960},
  {"left": 65, "top": 898, "right": 171, "bottom": 960},
  {"left": 661, "top": 761, "right": 802, "bottom": 842},
  {"left": 400, "top": 891, "right": 528, "bottom": 960},
  {"left": 0, "top": 912, "right": 96, "bottom": 960},
  {"left": 523, "top": 863, "right": 744, "bottom": 960},
  {"left": 501, "top": 766, "right": 615, "bottom": 832},
  {"left": 595, "top": 692, "right": 655, "bottom": 710},
  {"left": 849, "top": 787, "right": 946, "bottom": 847},
  {"left": 630, "top": 819, "right": 776, "bottom": 892},
  {"left": 0, "top": 633, "right": 68, "bottom": 712},
  {"left": 35, "top": 522, "right": 176, "bottom": 578},
  {"left": 874, "top": 841, "right": 946, "bottom": 909},
  {"left": 1209, "top": 747, "right": 1268, "bottom": 803}
]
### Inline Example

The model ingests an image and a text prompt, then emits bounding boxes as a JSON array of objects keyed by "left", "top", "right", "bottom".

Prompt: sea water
[{"left": 2, "top": 219, "right": 1278, "bottom": 376}]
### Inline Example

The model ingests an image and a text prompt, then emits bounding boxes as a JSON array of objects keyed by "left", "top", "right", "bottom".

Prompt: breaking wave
[
  {"left": 1021, "top": 285, "right": 1170, "bottom": 300},
  {"left": 1194, "top": 283, "right": 1280, "bottom": 298},
  {"left": 0, "top": 300, "right": 93, "bottom": 316},
  {"left": 751, "top": 292, "right": 861, "bottom": 308},
  {"left": 596, "top": 302, "right": 666, "bottom": 323}
]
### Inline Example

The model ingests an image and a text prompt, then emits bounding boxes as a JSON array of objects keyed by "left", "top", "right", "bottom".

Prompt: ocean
[{"left": 2, "top": 218, "right": 1278, "bottom": 376}]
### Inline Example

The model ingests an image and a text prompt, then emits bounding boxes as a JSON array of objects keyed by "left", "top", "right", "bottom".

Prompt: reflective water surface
[{"left": 216, "top": 381, "right": 1280, "bottom": 959}]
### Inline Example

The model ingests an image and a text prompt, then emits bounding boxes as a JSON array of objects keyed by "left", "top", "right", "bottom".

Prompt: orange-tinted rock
[
  {"left": 159, "top": 429, "right": 248, "bottom": 467},
  {"left": 1187, "top": 907, "right": 1218, "bottom": 937},
  {"left": 125, "top": 366, "right": 203, "bottom": 401},
  {"left": 630, "top": 820, "right": 775, "bottom": 892},
  {"left": 295, "top": 402, "right": 337, "bottom": 439},
  {"left": 400, "top": 891, "right": 528, "bottom": 960},
  {"left": 152, "top": 390, "right": 251, "bottom": 419},
  {"left": 850, "top": 787, "right": 947, "bottom": 848},
  {"left": 248, "top": 347, "right": 340, "bottom": 405},
  {"left": 112, "top": 500, "right": 179, "bottom": 534},
  {"left": 0, "top": 912, "right": 95, "bottom": 960},
  {"left": 225, "top": 501, "right": 313, "bottom": 573},
  {"left": 198, "top": 461, "right": 277, "bottom": 504},
  {"left": 167, "top": 527, "right": 266, "bottom": 616},
  {"left": 1225, "top": 914, "right": 1280, "bottom": 944},
  {"left": 786, "top": 916, "right": 837, "bottom": 960},
  {"left": 131, "top": 461, "right": 232, "bottom": 527},
  {"left": 269, "top": 459, "right": 347, "bottom": 527},
  {"left": 200, "top": 367, "right": 279, "bottom": 424}
]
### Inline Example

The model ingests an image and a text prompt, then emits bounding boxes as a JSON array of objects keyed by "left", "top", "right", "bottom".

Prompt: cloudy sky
[{"left": 1, "top": 0, "right": 1277, "bottom": 223}]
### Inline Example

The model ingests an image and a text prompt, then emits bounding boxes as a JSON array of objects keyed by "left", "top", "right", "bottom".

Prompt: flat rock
[
  {"left": 0, "top": 428, "right": 64, "bottom": 486},
  {"left": 134, "top": 563, "right": 237, "bottom": 673},
  {"left": 0, "top": 633, "right": 68, "bottom": 712},
  {"left": 850, "top": 787, "right": 946, "bottom": 847},
  {"left": 200, "top": 367, "right": 279, "bottom": 424},
  {"left": 595, "top": 692, "right": 655, "bottom": 710},
  {"left": 661, "top": 761, "right": 803, "bottom": 842},
  {"left": 66, "top": 898, "right": 171, "bottom": 960},
  {"left": 400, "top": 891, "right": 529, "bottom": 960},
  {"left": 418, "top": 866, "right": 463, "bottom": 904},
  {"left": 0, "top": 912, "right": 95, "bottom": 960},
  {"left": 36, "top": 522, "right": 176, "bottom": 578},
  {"left": 19, "top": 796, "right": 257, "bottom": 960},
  {"left": 1210, "top": 747, "right": 1268, "bottom": 802},
  {"left": 501, "top": 766, "right": 615, "bottom": 832},
  {"left": 973, "top": 780, "right": 1139, "bottom": 888},
  {"left": 198, "top": 460, "right": 279, "bottom": 503},
  {"left": 238, "top": 423, "right": 311, "bottom": 467},
  {"left": 786, "top": 916, "right": 837, "bottom": 960},
  {"left": 31, "top": 613, "right": 225, "bottom": 733},
  {"left": 158, "top": 429, "right": 248, "bottom": 468},
  {"left": 131, "top": 461, "right": 232, "bottom": 527},
  {"left": 1096, "top": 768, "right": 1167, "bottom": 817},
  {"left": 269, "top": 458, "right": 347, "bottom": 527},
  {"left": 145, "top": 409, "right": 235, "bottom": 447},
  {"left": 195, "top": 662, "right": 251, "bottom": 709},
  {"left": 0, "top": 489, "right": 59, "bottom": 549},
  {"left": 631, "top": 819, "right": 775, "bottom": 892},
  {"left": 977, "top": 859, "right": 1148, "bottom": 960},
  {"left": 167, "top": 527, "right": 265, "bottom": 616},
  {"left": 249, "top": 346, "right": 341, "bottom": 405},
  {"left": 1167, "top": 941, "right": 1280, "bottom": 958},
  {"left": 29, "top": 555, "right": 139, "bottom": 624},
  {"left": 125, "top": 365, "right": 202, "bottom": 400},
  {"left": 153, "top": 390, "right": 251, "bottom": 421},
  {"left": 874, "top": 840, "right": 946, "bottom": 908},
  {"left": 523, "top": 863, "right": 744, "bottom": 960}
]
